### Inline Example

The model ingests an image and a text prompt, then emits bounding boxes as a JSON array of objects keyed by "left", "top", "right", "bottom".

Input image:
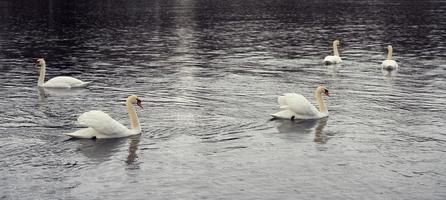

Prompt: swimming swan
[
  {"left": 36, "top": 58, "right": 90, "bottom": 88},
  {"left": 381, "top": 45, "right": 398, "bottom": 71},
  {"left": 271, "top": 85, "right": 330, "bottom": 120},
  {"left": 323, "top": 40, "right": 342, "bottom": 65},
  {"left": 65, "top": 95, "right": 143, "bottom": 139}
]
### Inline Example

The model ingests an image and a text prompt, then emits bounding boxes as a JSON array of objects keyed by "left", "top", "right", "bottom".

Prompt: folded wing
[
  {"left": 45, "top": 76, "right": 89, "bottom": 88},
  {"left": 78, "top": 110, "right": 130, "bottom": 137},
  {"left": 278, "top": 93, "right": 319, "bottom": 117}
]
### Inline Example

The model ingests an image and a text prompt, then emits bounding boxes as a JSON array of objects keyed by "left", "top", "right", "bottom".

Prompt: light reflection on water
[{"left": 0, "top": 0, "right": 445, "bottom": 199}]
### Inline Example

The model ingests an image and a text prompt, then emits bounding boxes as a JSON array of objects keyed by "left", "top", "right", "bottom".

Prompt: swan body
[
  {"left": 381, "top": 45, "right": 398, "bottom": 71},
  {"left": 323, "top": 56, "right": 342, "bottom": 65},
  {"left": 36, "top": 58, "right": 90, "bottom": 88},
  {"left": 43, "top": 76, "right": 90, "bottom": 88},
  {"left": 271, "top": 85, "right": 330, "bottom": 120},
  {"left": 323, "top": 40, "right": 342, "bottom": 65},
  {"left": 65, "top": 95, "right": 143, "bottom": 139}
]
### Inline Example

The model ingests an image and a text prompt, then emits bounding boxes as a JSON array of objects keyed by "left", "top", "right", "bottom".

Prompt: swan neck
[
  {"left": 38, "top": 63, "right": 46, "bottom": 86},
  {"left": 126, "top": 100, "right": 141, "bottom": 133},
  {"left": 315, "top": 90, "right": 327, "bottom": 113},
  {"left": 333, "top": 43, "right": 339, "bottom": 57},
  {"left": 387, "top": 47, "right": 393, "bottom": 60}
]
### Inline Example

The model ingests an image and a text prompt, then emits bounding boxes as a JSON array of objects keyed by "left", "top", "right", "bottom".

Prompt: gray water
[{"left": 1, "top": 0, "right": 445, "bottom": 199}]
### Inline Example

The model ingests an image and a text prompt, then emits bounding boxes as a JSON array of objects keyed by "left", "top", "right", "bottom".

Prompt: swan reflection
[
  {"left": 126, "top": 135, "right": 141, "bottom": 168},
  {"left": 326, "top": 63, "right": 342, "bottom": 77},
  {"left": 313, "top": 117, "right": 329, "bottom": 144},
  {"left": 71, "top": 138, "right": 128, "bottom": 163},
  {"left": 273, "top": 118, "right": 328, "bottom": 143},
  {"left": 37, "top": 87, "right": 47, "bottom": 100},
  {"left": 40, "top": 87, "right": 89, "bottom": 96},
  {"left": 37, "top": 86, "right": 90, "bottom": 102},
  {"left": 69, "top": 135, "right": 141, "bottom": 167}
]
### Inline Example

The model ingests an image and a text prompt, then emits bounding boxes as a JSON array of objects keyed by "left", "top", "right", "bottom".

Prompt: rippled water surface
[{"left": 1, "top": 0, "right": 445, "bottom": 199}]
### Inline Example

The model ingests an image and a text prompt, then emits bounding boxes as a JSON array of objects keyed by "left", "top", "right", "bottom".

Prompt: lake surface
[{"left": 1, "top": 0, "right": 445, "bottom": 199}]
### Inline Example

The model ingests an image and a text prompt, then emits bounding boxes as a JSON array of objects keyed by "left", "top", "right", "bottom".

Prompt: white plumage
[
  {"left": 323, "top": 39, "right": 342, "bottom": 65},
  {"left": 43, "top": 76, "right": 90, "bottom": 88},
  {"left": 323, "top": 56, "right": 342, "bottom": 65},
  {"left": 271, "top": 86, "right": 330, "bottom": 120},
  {"left": 381, "top": 45, "right": 398, "bottom": 71},
  {"left": 66, "top": 111, "right": 136, "bottom": 139},
  {"left": 36, "top": 58, "right": 90, "bottom": 88},
  {"left": 65, "top": 95, "right": 143, "bottom": 139}
]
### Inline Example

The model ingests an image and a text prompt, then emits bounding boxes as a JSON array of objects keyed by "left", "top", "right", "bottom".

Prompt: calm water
[{"left": 1, "top": 0, "right": 445, "bottom": 199}]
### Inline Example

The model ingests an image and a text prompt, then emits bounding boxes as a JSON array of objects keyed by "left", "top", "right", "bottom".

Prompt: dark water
[{"left": 1, "top": 0, "right": 445, "bottom": 199}]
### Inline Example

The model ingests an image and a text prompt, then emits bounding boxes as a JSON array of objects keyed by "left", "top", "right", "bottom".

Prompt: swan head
[
  {"left": 127, "top": 95, "right": 143, "bottom": 108},
  {"left": 317, "top": 85, "right": 330, "bottom": 97},
  {"left": 333, "top": 40, "right": 340, "bottom": 46},
  {"left": 36, "top": 58, "right": 46, "bottom": 66},
  {"left": 387, "top": 45, "right": 393, "bottom": 51}
]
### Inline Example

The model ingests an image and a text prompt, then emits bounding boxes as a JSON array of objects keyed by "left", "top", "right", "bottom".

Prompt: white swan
[
  {"left": 271, "top": 85, "right": 330, "bottom": 120},
  {"left": 323, "top": 40, "right": 342, "bottom": 65},
  {"left": 381, "top": 45, "right": 398, "bottom": 71},
  {"left": 36, "top": 58, "right": 90, "bottom": 88},
  {"left": 65, "top": 95, "right": 143, "bottom": 139}
]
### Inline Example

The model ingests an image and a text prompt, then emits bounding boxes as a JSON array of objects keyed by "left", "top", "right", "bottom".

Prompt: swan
[
  {"left": 64, "top": 95, "right": 143, "bottom": 139},
  {"left": 36, "top": 58, "right": 90, "bottom": 88},
  {"left": 323, "top": 40, "right": 342, "bottom": 65},
  {"left": 271, "top": 85, "right": 330, "bottom": 120},
  {"left": 381, "top": 45, "right": 398, "bottom": 71}
]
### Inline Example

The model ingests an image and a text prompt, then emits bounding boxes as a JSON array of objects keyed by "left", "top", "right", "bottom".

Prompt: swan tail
[
  {"left": 383, "top": 65, "right": 393, "bottom": 71},
  {"left": 64, "top": 128, "right": 97, "bottom": 139},
  {"left": 279, "top": 105, "right": 289, "bottom": 109},
  {"left": 74, "top": 81, "right": 91, "bottom": 88},
  {"left": 381, "top": 63, "right": 398, "bottom": 71},
  {"left": 324, "top": 60, "right": 340, "bottom": 65},
  {"left": 270, "top": 110, "right": 296, "bottom": 120}
]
